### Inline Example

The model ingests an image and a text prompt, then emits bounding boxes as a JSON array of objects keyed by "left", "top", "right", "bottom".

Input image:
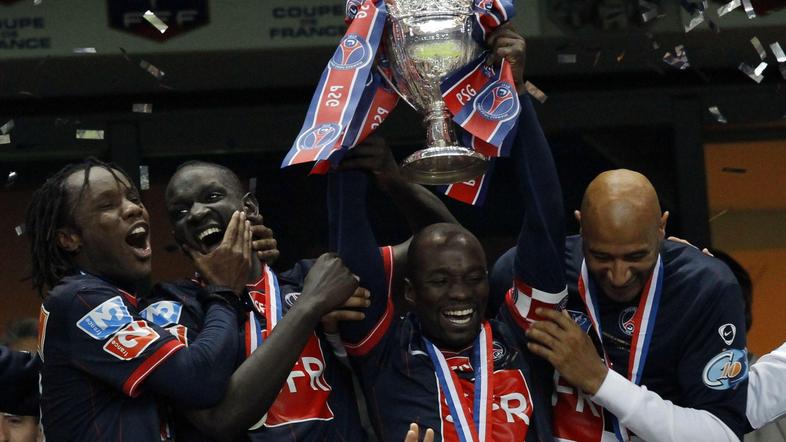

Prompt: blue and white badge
[
  {"left": 568, "top": 310, "right": 592, "bottom": 334},
  {"left": 140, "top": 301, "right": 183, "bottom": 328},
  {"left": 702, "top": 348, "right": 749, "bottom": 390},
  {"left": 77, "top": 296, "right": 133, "bottom": 340}
]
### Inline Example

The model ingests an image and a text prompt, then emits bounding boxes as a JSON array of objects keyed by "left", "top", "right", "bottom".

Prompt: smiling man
[
  {"left": 493, "top": 169, "right": 750, "bottom": 441},
  {"left": 330, "top": 28, "right": 567, "bottom": 441},
  {"left": 26, "top": 158, "right": 251, "bottom": 440}
]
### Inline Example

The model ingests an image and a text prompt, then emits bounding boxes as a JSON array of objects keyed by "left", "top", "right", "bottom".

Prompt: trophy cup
[{"left": 384, "top": 0, "right": 487, "bottom": 185}]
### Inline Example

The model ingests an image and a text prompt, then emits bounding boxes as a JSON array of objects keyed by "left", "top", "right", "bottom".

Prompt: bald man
[{"left": 492, "top": 169, "right": 749, "bottom": 441}]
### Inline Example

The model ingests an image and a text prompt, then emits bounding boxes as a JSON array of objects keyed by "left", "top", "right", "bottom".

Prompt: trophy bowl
[{"left": 384, "top": 0, "right": 488, "bottom": 185}]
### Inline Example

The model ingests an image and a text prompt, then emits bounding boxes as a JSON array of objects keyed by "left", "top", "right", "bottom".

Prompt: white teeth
[
  {"left": 445, "top": 315, "right": 472, "bottom": 325},
  {"left": 444, "top": 308, "right": 474, "bottom": 317},
  {"left": 131, "top": 226, "right": 146, "bottom": 235},
  {"left": 197, "top": 227, "right": 221, "bottom": 241}
]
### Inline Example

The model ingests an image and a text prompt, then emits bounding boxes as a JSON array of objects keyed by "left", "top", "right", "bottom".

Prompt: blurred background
[{"left": 0, "top": 0, "right": 784, "bottom": 356}]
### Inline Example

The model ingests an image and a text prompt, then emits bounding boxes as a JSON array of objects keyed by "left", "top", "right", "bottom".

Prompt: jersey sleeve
[
  {"left": 60, "top": 287, "right": 185, "bottom": 398},
  {"left": 327, "top": 170, "right": 395, "bottom": 356},
  {"left": 747, "top": 342, "right": 786, "bottom": 429},
  {"left": 503, "top": 94, "right": 568, "bottom": 330}
]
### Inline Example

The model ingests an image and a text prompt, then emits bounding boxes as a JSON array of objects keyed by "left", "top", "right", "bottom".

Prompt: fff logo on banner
[{"left": 107, "top": 0, "right": 209, "bottom": 42}]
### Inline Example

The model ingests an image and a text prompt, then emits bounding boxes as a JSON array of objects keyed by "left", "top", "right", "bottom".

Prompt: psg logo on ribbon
[
  {"left": 475, "top": 82, "right": 519, "bottom": 122},
  {"left": 295, "top": 123, "right": 342, "bottom": 151},
  {"left": 330, "top": 33, "right": 372, "bottom": 71},
  {"left": 618, "top": 306, "right": 637, "bottom": 336}
]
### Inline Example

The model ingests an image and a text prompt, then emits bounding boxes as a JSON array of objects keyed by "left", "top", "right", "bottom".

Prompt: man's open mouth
[
  {"left": 126, "top": 223, "right": 151, "bottom": 258},
  {"left": 442, "top": 307, "right": 476, "bottom": 326},
  {"left": 196, "top": 226, "right": 224, "bottom": 249}
]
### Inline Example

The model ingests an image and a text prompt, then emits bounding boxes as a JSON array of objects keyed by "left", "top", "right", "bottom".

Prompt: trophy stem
[{"left": 400, "top": 101, "right": 488, "bottom": 186}]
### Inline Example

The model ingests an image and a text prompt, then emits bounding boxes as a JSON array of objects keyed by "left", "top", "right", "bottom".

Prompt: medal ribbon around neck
[
  {"left": 423, "top": 321, "right": 494, "bottom": 442},
  {"left": 578, "top": 256, "right": 664, "bottom": 441},
  {"left": 245, "top": 264, "right": 283, "bottom": 357}
]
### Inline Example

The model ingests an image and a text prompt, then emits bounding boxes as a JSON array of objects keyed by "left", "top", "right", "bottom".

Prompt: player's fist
[
  {"left": 337, "top": 137, "right": 401, "bottom": 189},
  {"left": 485, "top": 24, "right": 526, "bottom": 94},
  {"left": 300, "top": 253, "right": 362, "bottom": 317}
]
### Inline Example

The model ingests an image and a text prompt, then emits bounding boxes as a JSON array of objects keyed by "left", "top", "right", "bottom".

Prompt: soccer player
[
  {"left": 155, "top": 161, "right": 376, "bottom": 441},
  {"left": 493, "top": 170, "right": 749, "bottom": 441},
  {"left": 330, "top": 29, "right": 566, "bottom": 440},
  {"left": 26, "top": 158, "right": 360, "bottom": 441}
]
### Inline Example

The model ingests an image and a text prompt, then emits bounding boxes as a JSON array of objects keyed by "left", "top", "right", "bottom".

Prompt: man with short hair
[
  {"left": 493, "top": 170, "right": 749, "bottom": 441},
  {"left": 330, "top": 28, "right": 566, "bottom": 440},
  {"left": 1, "top": 319, "right": 42, "bottom": 442}
]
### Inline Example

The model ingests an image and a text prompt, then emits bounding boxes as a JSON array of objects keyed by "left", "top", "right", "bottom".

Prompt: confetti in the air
[
  {"left": 684, "top": 12, "right": 705, "bottom": 33},
  {"left": 73, "top": 48, "right": 97, "bottom": 54},
  {"left": 770, "top": 43, "right": 786, "bottom": 63},
  {"left": 751, "top": 37, "right": 767, "bottom": 60},
  {"left": 1, "top": 120, "right": 14, "bottom": 135},
  {"left": 742, "top": 0, "right": 756, "bottom": 18},
  {"left": 6, "top": 171, "right": 17, "bottom": 187},
  {"left": 76, "top": 129, "right": 105, "bottom": 140},
  {"left": 753, "top": 61, "right": 768, "bottom": 76},
  {"left": 663, "top": 45, "right": 690, "bottom": 70},
  {"left": 140, "top": 60, "right": 165, "bottom": 79},
  {"left": 523, "top": 81, "right": 547, "bottom": 103},
  {"left": 14, "top": 224, "right": 25, "bottom": 236},
  {"left": 0, "top": 135, "right": 10, "bottom": 145},
  {"left": 640, "top": 0, "right": 660, "bottom": 22},
  {"left": 738, "top": 62, "right": 764, "bottom": 83},
  {"left": 33, "top": 0, "right": 41, "bottom": 4},
  {"left": 717, "top": 0, "right": 741, "bottom": 16},
  {"left": 139, "top": 165, "right": 150, "bottom": 190},
  {"left": 708, "top": 106, "right": 728, "bottom": 123},
  {"left": 132, "top": 103, "right": 153, "bottom": 113},
  {"left": 143, "top": 10, "right": 169, "bottom": 34},
  {"left": 557, "top": 54, "right": 577, "bottom": 64}
]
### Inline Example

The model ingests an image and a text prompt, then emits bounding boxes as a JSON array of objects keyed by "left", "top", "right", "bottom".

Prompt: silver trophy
[{"left": 384, "top": 0, "right": 487, "bottom": 185}]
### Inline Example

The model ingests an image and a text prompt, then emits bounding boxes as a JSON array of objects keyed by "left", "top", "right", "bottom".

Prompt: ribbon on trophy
[
  {"left": 244, "top": 264, "right": 283, "bottom": 357},
  {"left": 282, "top": 0, "right": 518, "bottom": 206},
  {"left": 569, "top": 257, "right": 664, "bottom": 442}
]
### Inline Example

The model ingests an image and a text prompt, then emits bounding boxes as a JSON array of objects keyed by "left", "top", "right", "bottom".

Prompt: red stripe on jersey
[
  {"left": 345, "top": 245, "right": 395, "bottom": 356},
  {"left": 504, "top": 288, "right": 531, "bottom": 332},
  {"left": 123, "top": 339, "right": 185, "bottom": 397}
]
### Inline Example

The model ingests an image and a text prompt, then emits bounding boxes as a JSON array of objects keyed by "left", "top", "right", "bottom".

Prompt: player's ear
[
  {"left": 404, "top": 278, "right": 417, "bottom": 307},
  {"left": 241, "top": 192, "right": 260, "bottom": 217},
  {"left": 659, "top": 211, "right": 669, "bottom": 239},
  {"left": 56, "top": 227, "right": 82, "bottom": 254},
  {"left": 574, "top": 210, "right": 582, "bottom": 233}
]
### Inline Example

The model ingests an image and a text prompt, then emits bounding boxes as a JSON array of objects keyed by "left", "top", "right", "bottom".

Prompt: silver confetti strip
[
  {"left": 140, "top": 60, "right": 165, "bottom": 79},
  {"left": 640, "top": 0, "right": 659, "bottom": 22},
  {"left": 73, "top": 48, "right": 97, "bottom": 54},
  {"left": 738, "top": 62, "right": 764, "bottom": 83},
  {"left": 0, "top": 135, "right": 10, "bottom": 145},
  {"left": 770, "top": 43, "right": 786, "bottom": 63},
  {"left": 143, "top": 10, "right": 169, "bottom": 34},
  {"left": 717, "top": 0, "right": 741, "bottom": 16},
  {"left": 14, "top": 225, "right": 25, "bottom": 236},
  {"left": 708, "top": 106, "right": 728, "bottom": 123},
  {"left": 523, "top": 81, "right": 547, "bottom": 103},
  {"left": 0, "top": 119, "right": 14, "bottom": 135},
  {"left": 742, "top": 0, "right": 756, "bottom": 18},
  {"left": 249, "top": 177, "right": 257, "bottom": 194},
  {"left": 753, "top": 61, "right": 768, "bottom": 76},
  {"left": 684, "top": 12, "right": 704, "bottom": 33},
  {"left": 663, "top": 45, "right": 690, "bottom": 70},
  {"left": 557, "top": 53, "right": 577, "bottom": 64},
  {"left": 6, "top": 171, "right": 17, "bottom": 186},
  {"left": 132, "top": 103, "right": 153, "bottom": 113},
  {"left": 751, "top": 37, "right": 767, "bottom": 60},
  {"left": 139, "top": 165, "right": 150, "bottom": 190},
  {"left": 76, "top": 129, "right": 105, "bottom": 140}
]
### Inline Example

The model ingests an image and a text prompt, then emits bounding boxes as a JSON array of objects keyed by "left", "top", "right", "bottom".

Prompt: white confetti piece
[
  {"left": 770, "top": 42, "right": 786, "bottom": 63},
  {"left": 557, "top": 53, "right": 577, "bottom": 64},
  {"left": 751, "top": 37, "right": 766, "bottom": 60},
  {"left": 139, "top": 165, "right": 150, "bottom": 190},
  {"left": 717, "top": 0, "right": 741, "bottom": 16},
  {"left": 140, "top": 60, "right": 165, "bottom": 79},
  {"left": 73, "top": 47, "right": 97, "bottom": 54},
  {"left": 76, "top": 129, "right": 105, "bottom": 140},
  {"left": 6, "top": 171, "right": 17, "bottom": 186},
  {"left": 132, "top": 103, "right": 153, "bottom": 113},
  {"left": 742, "top": 0, "right": 756, "bottom": 18},
  {"left": 738, "top": 62, "right": 764, "bottom": 83},
  {"left": 640, "top": 0, "right": 659, "bottom": 22},
  {"left": 523, "top": 81, "right": 547, "bottom": 103},
  {"left": 753, "top": 61, "right": 768, "bottom": 76},
  {"left": 684, "top": 12, "right": 704, "bottom": 33},
  {"left": 143, "top": 10, "right": 168, "bottom": 34},
  {"left": 14, "top": 225, "right": 25, "bottom": 236},
  {"left": 708, "top": 106, "right": 727, "bottom": 123},
  {"left": 0, "top": 134, "right": 10, "bottom": 145},
  {"left": 0, "top": 119, "right": 14, "bottom": 135}
]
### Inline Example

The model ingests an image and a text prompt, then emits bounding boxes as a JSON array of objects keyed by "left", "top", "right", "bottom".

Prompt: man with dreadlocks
[{"left": 27, "top": 158, "right": 361, "bottom": 441}]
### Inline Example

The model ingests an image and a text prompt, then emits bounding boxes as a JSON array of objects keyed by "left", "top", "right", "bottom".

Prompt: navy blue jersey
[
  {"left": 491, "top": 236, "right": 750, "bottom": 439},
  {"left": 0, "top": 346, "right": 40, "bottom": 415},
  {"left": 38, "top": 273, "right": 186, "bottom": 441},
  {"left": 146, "top": 260, "right": 365, "bottom": 442},
  {"left": 331, "top": 94, "right": 565, "bottom": 441}
]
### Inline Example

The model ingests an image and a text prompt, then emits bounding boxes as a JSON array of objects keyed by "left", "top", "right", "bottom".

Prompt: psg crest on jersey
[
  {"left": 329, "top": 33, "right": 372, "bottom": 71},
  {"left": 618, "top": 306, "right": 637, "bottom": 336},
  {"left": 702, "top": 348, "right": 748, "bottom": 390},
  {"left": 474, "top": 81, "right": 519, "bottom": 122},
  {"left": 295, "top": 123, "right": 342, "bottom": 152}
]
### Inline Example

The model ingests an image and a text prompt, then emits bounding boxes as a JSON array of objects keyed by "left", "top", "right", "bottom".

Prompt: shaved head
[{"left": 578, "top": 170, "right": 668, "bottom": 302}]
